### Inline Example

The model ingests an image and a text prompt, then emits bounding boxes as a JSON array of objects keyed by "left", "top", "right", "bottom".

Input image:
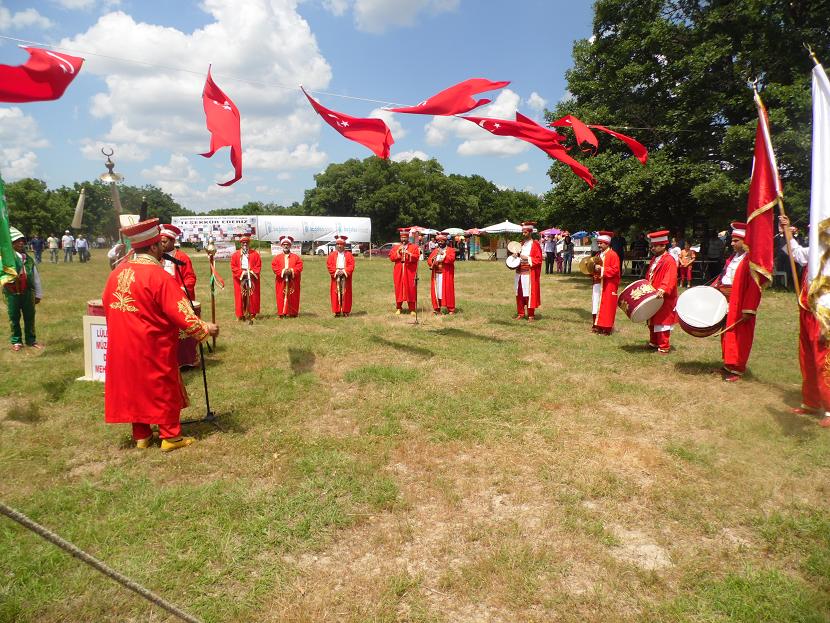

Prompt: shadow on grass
[
  {"left": 369, "top": 335, "right": 434, "bottom": 358},
  {"left": 42, "top": 337, "right": 82, "bottom": 355},
  {"left": 560, "top": 306, "right": 593, "bottom": 321},
  {"left": 674, "top": 360, "right": 721, "bottom": 375},
  {"left": 3, "top": 400, "right": 43, "bottom": 423},
  {"left": 619, "top": 343, "right": 658, "bottom": 355},
  {"left": 433, "top": 327, "right": 501, "bottom": 343},
  {"left": 767, "top": 406, "right": 819, "bottom": 440},
  {"left": 288, "top": 348, "right": 316, "bottom": 375},
  {"left": 41, "top": 373, "right": 78, "bottom": 401}
]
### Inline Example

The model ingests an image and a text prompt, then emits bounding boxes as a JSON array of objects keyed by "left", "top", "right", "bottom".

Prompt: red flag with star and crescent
[
  {"left": 388, "top": 78, "right": 510, "bottom": 116},
  {"left": 462, "top": 115, "right": 595, "bottom": 187},
  {"left": 0, "top": 46, "right": 84, "bottom": 103},
  {"left": 303, "top": 87, "right": 393, "bottom": 159},
  {"left": 199, "top": 66, "right": 242, "bottom": 187}
]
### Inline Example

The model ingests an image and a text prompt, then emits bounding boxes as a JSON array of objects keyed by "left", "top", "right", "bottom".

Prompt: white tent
[
  {"left": 441, "top": 227, "right": 465, "bottom": 235},
  {"left": 480, "top": 220, "right": 524, "bottom": 234}
]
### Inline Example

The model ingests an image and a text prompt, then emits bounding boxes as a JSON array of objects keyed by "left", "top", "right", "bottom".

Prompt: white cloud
[
  {"left": 369, "top": 108, "right": 405, "bottom": 140},
  {"left": 59, "top": 0, "right": 333, "bottom": 206},
  {"left": 141, "top": 153, "right": 201, "bottom": 185},
  {"left": 51, "top": 0, "right": 97, "bottom": 9},
  {"left": 79, "top": 139, "right": 149, "bottom": 162},
  {"left": 392, "top": 150, "right": 429, "bottom": 162},
  {"left": 515, "top": 162, "right": 529, "bottom": 173},
  {"left": 328, "top": 0, "right": 459, "bottom": 33},
  {"left": 0, "top": 6, "right": 53, "bottom": 30},
  {"left": 526, "top": 92, "right": 547, "bottom": 112},
  {"left": 0, "top": 107, "right": 49, "bottom": 179},
  {"left": 424, "top": 89, "right": 530, "bottom": 157}
]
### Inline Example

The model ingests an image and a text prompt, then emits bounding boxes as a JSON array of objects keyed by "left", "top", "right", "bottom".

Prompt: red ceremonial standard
[
  {"left": 200, "top": 66, "right": 242, "bottom": 186},
  {"left": 303, "top": 87, "right": 393, "bottom": 159},
  {"left": 0, "top": 46, "right": 84, "bottom": 103},
  {"left": 388, "top": 78, "right": 510, "bottom": 116}
]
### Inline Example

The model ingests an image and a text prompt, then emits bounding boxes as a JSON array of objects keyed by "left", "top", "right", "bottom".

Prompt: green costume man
[{"left": 3, "top": 227, "right": 43, "bottom": 351}]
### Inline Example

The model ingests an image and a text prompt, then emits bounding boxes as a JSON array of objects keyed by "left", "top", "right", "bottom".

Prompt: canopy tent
[
  {"left": 441, "top": 227, "right": 465, "bottom": 235},
  {"left": 408, "top": 225, "right": 439, "bottom": 235},
  {"left": 480, "top": 220, "right": 524, "bottom": 234},
  {"left": 465, "top": 228, "right": 482, "bottom": 235}
]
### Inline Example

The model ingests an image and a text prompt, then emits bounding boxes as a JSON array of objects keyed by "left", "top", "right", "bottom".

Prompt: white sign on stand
[{"left": 80, "top": 315, "right": 108, "bottom": 382}]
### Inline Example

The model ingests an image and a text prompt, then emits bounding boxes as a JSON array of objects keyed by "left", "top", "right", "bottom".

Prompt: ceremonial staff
[{"left": 206, "top": 239, "right": 218, "bottom": 351}]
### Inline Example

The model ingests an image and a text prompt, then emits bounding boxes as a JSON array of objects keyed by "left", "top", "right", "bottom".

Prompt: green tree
[{"left": 544, "top": 0, "right": 830, "bottom": 236}]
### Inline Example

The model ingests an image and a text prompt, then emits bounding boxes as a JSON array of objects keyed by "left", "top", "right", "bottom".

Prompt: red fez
[
  {"left": 648, "top": 230, "right": 670, "bottom": 244},
  {"left": 279, "top": 235, "right": 294, "bottom": 244},
  {"left": 121, "top": 218, "right": 161, "bottom": 249},
  {"left": 597, "top": 230, "right": 614, "bottom": 243},
  {"left": 335, "top": 235, "right": 348, "bottom": 242},
  {"left": 521, "top": 221, "right": 537, "bottom": 231},
  {"left": 160, "top": 224, "right": 182, "bottom": 239},
  {"left": 238, "top": 236, "right": 251, "bottom": 244},
  {"left": 730, "top": 222, "right": 747, "bottom": 239}
]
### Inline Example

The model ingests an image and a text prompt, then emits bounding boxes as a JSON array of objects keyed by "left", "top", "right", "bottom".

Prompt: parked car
[
  {"left": 365, "top": 242, "right": 397, "bottom": 257},
  {"left": 314, "top": 242, "right": 353, "bottom": 255}
]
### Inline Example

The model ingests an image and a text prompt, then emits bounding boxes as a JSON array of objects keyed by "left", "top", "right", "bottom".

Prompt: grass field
[{"left": 1, "top": 250, "right": 829, "bottom": 623}]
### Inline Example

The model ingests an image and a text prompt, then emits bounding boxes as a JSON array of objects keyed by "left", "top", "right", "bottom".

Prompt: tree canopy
[{"left": 543, "top": 0, "right": 830, "bottom": 236}]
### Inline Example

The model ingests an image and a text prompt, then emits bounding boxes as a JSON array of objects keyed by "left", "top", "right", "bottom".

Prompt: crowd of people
[
  {"left": 3, "top": 214, "right": 827, "bottom": 453},
  {"left": 26, "top": 230, "right": 94, "bottom": 264}
]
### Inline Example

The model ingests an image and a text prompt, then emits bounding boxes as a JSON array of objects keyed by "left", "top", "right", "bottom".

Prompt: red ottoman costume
[{"left": 327, "top": 235, "right": 355, "bottom": 316}]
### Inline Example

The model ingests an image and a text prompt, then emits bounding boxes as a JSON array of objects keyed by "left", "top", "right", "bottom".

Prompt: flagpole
[{"left": 753, "top": 86, "right": 802, "bottom": 302}]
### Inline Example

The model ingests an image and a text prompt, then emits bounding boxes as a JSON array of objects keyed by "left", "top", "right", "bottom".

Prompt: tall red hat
[
  {"left": 160, "top": 223, "right": 182, "bottom": 239},
  {"left": 238, "top": 235, "right": 251, "bottom": 244},
  {"left": 521, "top": 221, "right": 537, "bottom": 232},
  {"left": 398, "top": 227, "right": 410, "bottom": 235},
  {"left": 335, "top": 234, "right": 348, "bottom": 242},
  {"left": 121, "top": 218, "right": 161, "bottom": 249},
  {"left": 279, "top": 235, "right": 294, "bottom": 244},
  {"left": 597, "top": 230, "right": 614, "bottom": 243},
  {"left": 730, "top": 222, "right": 747, "bottom": 240},
  {"left": 647, "top": 230, "right": 669, "bottom": 244}
]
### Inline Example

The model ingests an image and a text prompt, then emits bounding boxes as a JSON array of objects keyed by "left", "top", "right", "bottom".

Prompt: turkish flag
[
  {"left": 388, "top": 78, "right": 510, "bottom": 116},
  {"left": 0, "top": 46, "right": 84, "bottom": 103},
  {"left": 589, "top": 124, "right": 648, "bottom": 164},
  {"left": 514, "top": 112, "right": 567, "bottom": 143},
  {"left": 303, "top": 87, "right": 393, "bottom": 159},
  {"left": 462, "top": 115, "right": 594, "bottom": 187},
  {"left": 745, "top": 96, "right": 779, "bottom": 288},
  {"left": 199, "top": 66, "right": 242, "bottom": 187},
  {"left": 550, "top": 114, "right": 598, "bottom": 151}
]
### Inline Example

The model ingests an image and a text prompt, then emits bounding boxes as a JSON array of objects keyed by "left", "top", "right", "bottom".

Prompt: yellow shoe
[
  {"left": 395, "top": 308, "right": 401, "bottom": 315},
  {"left": 410, "top": 311, "right": 416, "bottom": 316},
  {"left": 135, "top": 436, "right": 153, "bottom": 449},
  {"left": 160, "top": 436, "right": 195, "bottom": 452}
]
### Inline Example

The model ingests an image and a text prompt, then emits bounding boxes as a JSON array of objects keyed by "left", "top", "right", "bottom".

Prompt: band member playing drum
[
  {"left": 327, "top": 235, "right": 354, "bottom": 317},
  {"left": 427, "top": 232, "right": 456, "bottom": 315},
  {"left": 390, "top": 227, "right": 419, "bottom": 315},
  {"left": 160, "top": 224, "right": 196, "bottom": 299},
  {"left": 273, "top": 235, "right": 303, "bottom": 318},
  {"left": 230, "top": 236, "right": 261, "bottom": 321},
  {"left": 645, "top": 230, "right": 678, "bottom": 353},
  {"left": 593, "top": 230, "right": 620, "bottom": 335},
  {"left": 779, "top": 215, "right": 830, "bottom": 426},
  {"left": 712, "top": 222, "right": 761, "bottom": 382},
  {"left": 513, "top": 221, "right": 543, "bottom": 321}
]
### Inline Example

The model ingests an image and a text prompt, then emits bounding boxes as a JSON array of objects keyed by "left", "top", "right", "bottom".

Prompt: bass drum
[
  {"left": 676, "top": 286, "right": 728, "bottom": 337},
  {"left": 617, "top": 279, "right": 662, "bottom": 323}
]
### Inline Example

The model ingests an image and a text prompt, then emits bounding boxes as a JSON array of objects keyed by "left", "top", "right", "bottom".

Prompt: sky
[{"left": 0, "top": 0, "right": 595, "bottom": 213}]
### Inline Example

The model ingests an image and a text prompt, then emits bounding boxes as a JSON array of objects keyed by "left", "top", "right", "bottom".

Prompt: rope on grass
[{"left": 0, "top": 500, "right": 204, "bottom": 623}]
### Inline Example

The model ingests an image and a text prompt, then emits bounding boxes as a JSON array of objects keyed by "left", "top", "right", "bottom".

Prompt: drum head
[
  {"left": 506, "top": 256, "right": 521, "bottom": 269},
  {"left": 676, "top": 286, "right": 727, "bottom": 333},
  {"left": 507, "top": 241, "right": 522, "bottom": 254},
  {"left": 629, "top": 296, "right": 662, "bottom": 322}
]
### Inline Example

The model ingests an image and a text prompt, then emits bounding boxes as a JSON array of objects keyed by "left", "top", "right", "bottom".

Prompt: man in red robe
[
  {"left": 712, "top": 222, "right": 761, "bottom": 381},
  {"left": 326, "top": 235, "right": 355, "bottom": 317},
  {"left": 513, "top": 221, "right": 543, "bottom": 321},
  {"left": 160, "top": 224, "right": 196, "bottom": 299},
  {"left": 272, "top": 235, "right": 304, "bottom": 317},
  {"left": 103, "top": 219, "right": 219, "bottom": 452},
  {"left": 390, "top": 227, "right": 419, "bottom": 315},
  {"left": 645, "top": 230, "right": 678, "bottom": 353},
  {"left": 230, "top": 236, "right": 261, "bottom": 321},
  {"left": 780, "top": 215, "right": 830, "bottom": 426},
  {"left": 427, "top": 232, "right": 456, "bottom": 314},
  {"left": 592, "top": 230, "right": 620, "bottom": 335}
]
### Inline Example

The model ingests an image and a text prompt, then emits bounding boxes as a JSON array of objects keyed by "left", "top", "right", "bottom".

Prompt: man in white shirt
[
  {"left": 61, "top": 230, "right": 75, "bottom": 262},
  {"left": 543, "top": 235, "right": 556, "bottom": 274},
  {"left": 76, "top": 234, "right": 90, "bottom": 263}
]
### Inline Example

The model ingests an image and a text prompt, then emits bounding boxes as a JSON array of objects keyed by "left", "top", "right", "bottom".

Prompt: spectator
[
  {"left": 29, "top": 234, "right": 44, "bottom": 264},
  {"left": 4, "top": 228, "right": 42, "bottom": 351},
  {"left": 76, "top": 234, "right": 90, "bottom": 262},
  {"left": 46, "top": 233, "right": 59, "bottom": 263},
  {"left": 458, "top": 237, "right": 467, "bottom": 261},
  {"left": 610, "top": 232, "right": 627, "bottom": 275},
  {"left": 543, "top": 235, "right": 556, "bottom": 274},
  {"left": 705, "top": 230, "right": 726, "bottom": 281},
  {"left": 669, "top": 237, "right": 682, "bottom": 263},
  {"left": 562, "top": 234, "right": 574, "bottom": 274},
  {"left": 61, "top": 230, "right": 75, "bottom": 262},
  {"left": 678, "top": 241, "right": 696, "bottom": 288}
]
